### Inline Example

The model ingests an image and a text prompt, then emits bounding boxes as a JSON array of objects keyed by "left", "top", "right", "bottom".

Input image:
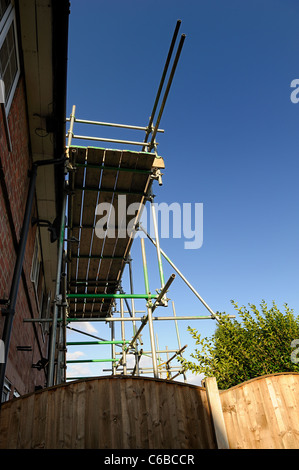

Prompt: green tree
[{"left": 179, "top": 301, "right": 299, "bottom": 389}]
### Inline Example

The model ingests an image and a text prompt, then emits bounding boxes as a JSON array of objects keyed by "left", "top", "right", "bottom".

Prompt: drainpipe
[{"left": 0, "top": 156, "right": 65, "bottom": 403}]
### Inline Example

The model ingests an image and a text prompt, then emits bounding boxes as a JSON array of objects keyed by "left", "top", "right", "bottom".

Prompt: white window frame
[
  {"left": 30, "top": 235, "right": 41, "bottom": 290},
  {"left": 1, "top": 377, "right": 11, "bottom": 402},
  {"left": 0, "top": 2, "right": 20, "bottom": 114},
  {"left": 0, "top": 1, "right": 11, "bottom": 31},
  {"left": 40, "top": 290, "right": 51, "bottom": 337}
]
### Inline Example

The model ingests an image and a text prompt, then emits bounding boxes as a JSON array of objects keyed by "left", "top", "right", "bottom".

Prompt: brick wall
[{"left": 0, "top": 77, "right": 49, "bottom": 398}]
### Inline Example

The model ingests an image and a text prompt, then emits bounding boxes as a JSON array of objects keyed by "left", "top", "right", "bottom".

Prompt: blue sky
[{"left": 65, "top": 0, "right": 299, "bottom": 384}]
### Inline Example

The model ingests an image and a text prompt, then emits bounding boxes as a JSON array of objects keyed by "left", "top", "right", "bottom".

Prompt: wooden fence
[
  {"left": 220, "top": 372, "right": 299, "bottom": 449},
  {"left": 0, "top": 372, "right": 298, "bottom": 449},
  {"left": 0, "top": 376, "right": 216, "bottom": 449}
]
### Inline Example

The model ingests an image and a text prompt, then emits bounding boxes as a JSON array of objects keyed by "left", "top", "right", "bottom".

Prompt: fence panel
[
  {"left": 0, "top": 376, "right": 216, "bottom": 449},
  {"left": 220, "top": 373, "right": 299, "bottom": 449}
]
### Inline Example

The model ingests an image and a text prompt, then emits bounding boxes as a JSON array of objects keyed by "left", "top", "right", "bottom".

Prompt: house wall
[{"left": 0, "top": 76, "right": 49, "bottom": 398}]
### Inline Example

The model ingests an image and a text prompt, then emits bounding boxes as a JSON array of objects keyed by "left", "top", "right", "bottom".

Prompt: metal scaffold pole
[
  {"left": 66, "top": 105, "right": 76, "bottom": 156},
  {"left": 128, "top": 254, "right": 137, "bottom": 336},
  {"left": 139, "top": 224, "right": 220, "bottom": 322},
  {"left": 142, "top": 19, "right": 182, "bottom": 151},
  {"left": 150, "top": 199, "right": 166, "bottom": 301},
  {"left": 149, "top": 33, "right": 186, "bottom": 152},
  {"left": 127, "top": 253, "right": 140, "bottom": 375},
  {"left": 56, "top": 252, "right": 68, "bottom": 384},
  {"left": 140, "top": 238, "right": 158, "bottom": 378},
  {"left": 111, "top": 322, "right": 116, "bottom": 376},
  {"left": 120, "top": 298, "right": 127, "bottom": 375},
  {"left": 25, "top": 314, "right": 226, "bottom": 323},
  {"left": 47, "top": 190, "right": 67, "bottom": 387},
  {"left": 172, "top": 301, "right": 187, "bottom": 382}
]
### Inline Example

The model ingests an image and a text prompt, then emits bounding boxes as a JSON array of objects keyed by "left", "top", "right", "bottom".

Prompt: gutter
[{"left": 51, "top": 0, "right": 70, "bottom": 217}]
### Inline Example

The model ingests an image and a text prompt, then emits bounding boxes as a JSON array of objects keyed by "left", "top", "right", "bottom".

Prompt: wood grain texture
[
  {"left": 220, "top": 372, "right": 299, "bottom": 449},
  {"left": 0, "top": 376, "right": 215, "bottom": 449},
  {"left": 1, "top": 373, "right": 298, "bottom": 449}
]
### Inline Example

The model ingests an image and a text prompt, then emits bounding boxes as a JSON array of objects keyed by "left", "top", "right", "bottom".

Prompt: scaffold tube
[
  {"left": 66, "top": 293, "right": 158, "bottom": 299},
  {"left": 140, "top": 225, "right": 220, "bottom": 322},
  {"left": 140, "top": 238, "right": 158, "bottom": 378}
]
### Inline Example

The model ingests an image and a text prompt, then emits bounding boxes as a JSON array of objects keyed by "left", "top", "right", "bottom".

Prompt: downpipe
[{"left": 0, "top": 156, "right": 65, "bottom": 403}]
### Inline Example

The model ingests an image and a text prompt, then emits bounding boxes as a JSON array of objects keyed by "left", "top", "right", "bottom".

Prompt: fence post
[{"left": 205, "top": 377, "right": 230, "bottom": 449}]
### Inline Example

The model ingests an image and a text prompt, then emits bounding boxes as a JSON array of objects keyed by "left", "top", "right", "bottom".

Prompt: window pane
[
  {"left": 0, "top": 21, "right": 17, "bottom": 104},
  {"left": 0, "top": 0, "right": 10, "bottom": 23},
  {"left": 0, "top": 31, "right": 8, "bottom": 65},
  {"left": 1, "top": 378, "right": 11, "bottom": 403}
]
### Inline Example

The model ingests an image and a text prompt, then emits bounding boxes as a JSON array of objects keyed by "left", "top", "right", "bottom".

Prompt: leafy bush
[{"left": 179, "top": 301, "right": 299, "bottom": 389}]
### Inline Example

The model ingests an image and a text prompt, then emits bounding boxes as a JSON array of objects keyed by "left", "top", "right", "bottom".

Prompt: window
[
  {"left": 0, "top": 1, "right": 20, "bottom": 113},
  {"left": 0, "top": 0, "right": 10, "bottom": 24},
  {"left": 13, "top": 388, "right": 20, "bottom": 398},
  {"left": 31, "top": 232, "right": 47, "bottom": 336},
  {"left": 40, "top": 291, "right": 51, "bottom": 335},
  {"left": 30, "top": 236, "right": 41, "bottom": 288},
  {"left": 1, "top": 377, "right": 11, "bottom": 402}
]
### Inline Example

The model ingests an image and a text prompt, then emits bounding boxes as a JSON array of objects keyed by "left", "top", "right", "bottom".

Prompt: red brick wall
[{"left": 0, "top": 77, "right": 49, "bottom": 398}]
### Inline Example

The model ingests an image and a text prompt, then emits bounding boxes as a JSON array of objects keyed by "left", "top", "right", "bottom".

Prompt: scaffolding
[{"left": 23, "top": 20, "right": 234, "bottom": 387}]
